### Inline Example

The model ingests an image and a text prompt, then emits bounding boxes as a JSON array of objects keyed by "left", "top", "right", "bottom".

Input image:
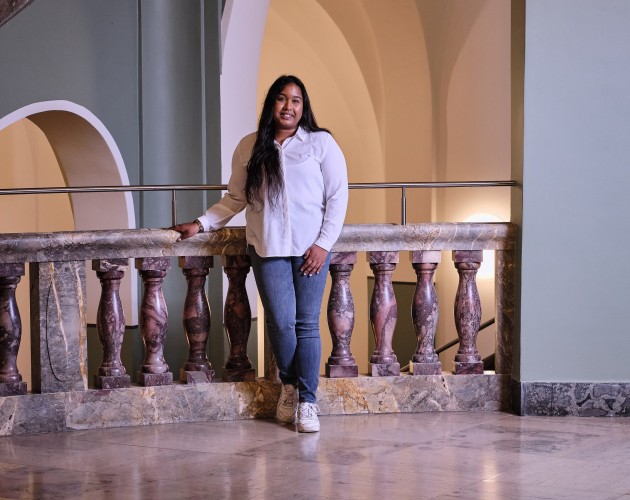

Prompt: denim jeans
[{"left": 248, "top": 246, "right": 330, "bottom": 404}]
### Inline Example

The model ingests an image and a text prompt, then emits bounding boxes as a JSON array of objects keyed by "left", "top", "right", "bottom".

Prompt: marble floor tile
[{"left": 0, "top": 412, "right": 629, "bottom": 500}]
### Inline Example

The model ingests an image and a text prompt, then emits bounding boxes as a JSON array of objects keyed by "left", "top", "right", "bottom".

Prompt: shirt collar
[
  {"left": 275, "top": 127, "right": 306, "bottom": 148},
  {"left": 294, "top": 126, "right": 306, "bottom": 141}
]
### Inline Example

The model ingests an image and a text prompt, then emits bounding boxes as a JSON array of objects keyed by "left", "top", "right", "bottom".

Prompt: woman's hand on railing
[{"left": 170, "top": 221, "right": 200, "bottom": 241}]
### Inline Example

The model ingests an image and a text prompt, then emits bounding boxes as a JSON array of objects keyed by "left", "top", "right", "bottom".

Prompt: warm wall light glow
[{"left": 464, "top": 213, "right": 503, "bottom": 279}]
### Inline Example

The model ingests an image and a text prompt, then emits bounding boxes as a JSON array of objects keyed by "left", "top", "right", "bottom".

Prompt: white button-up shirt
[{"left": 197, "top": 127, "right": 348, "bottom": 257}]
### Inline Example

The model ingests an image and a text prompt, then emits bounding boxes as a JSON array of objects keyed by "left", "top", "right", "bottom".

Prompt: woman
[{"left": 172, "top": 75, "right": 348, "bottom": 433}]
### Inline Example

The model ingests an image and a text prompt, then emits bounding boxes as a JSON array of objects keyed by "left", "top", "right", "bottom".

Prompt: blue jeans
[{"left": 248, "top": 246, "right": 330, "bottom": 404}]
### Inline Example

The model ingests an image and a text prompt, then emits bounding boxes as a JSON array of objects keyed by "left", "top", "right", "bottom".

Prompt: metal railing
[{"left": 0, "top": 180, "right": 517, "bottom": 226}]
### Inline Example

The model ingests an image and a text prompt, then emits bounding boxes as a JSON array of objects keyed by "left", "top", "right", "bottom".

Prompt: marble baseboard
[
  {"left": 0, "top": 374, "right": 510, "bottom": 437},
  {"left": 514, "top": 380, "right": 630, "bottom": 417}
]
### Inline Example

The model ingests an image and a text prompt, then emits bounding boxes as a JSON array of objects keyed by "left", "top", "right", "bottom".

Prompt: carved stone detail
[
  {"left": 92, "top": 259, "right": 131, "bottom": 389},
  {"left": 221, "top": 255, "right": 255, "bottom": 382},
  {"left": 368, "top": 251, "right": 400, "bottom": 376},
  {"left": 453, "top": 250, "right": 483, "bottom": 374},
  {"left": 410, "top": 251, "right": 442, "bottom": 375},
  {"left": 0, "top": 263, "right": 27, "bottom": 395},
  {"left": 179, "top": 256, "right": 214, "bottom": 383},
  {"left": 135, "top": 257, "right": 172, "bottom": 386},
  {"left": 326, "top": 252, "right": 358, "bottom": 378}
]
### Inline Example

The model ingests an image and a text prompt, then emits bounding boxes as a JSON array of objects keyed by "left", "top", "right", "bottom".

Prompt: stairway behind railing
[{"left": 0, "top": 222, "right": 517, "bottom": 436}]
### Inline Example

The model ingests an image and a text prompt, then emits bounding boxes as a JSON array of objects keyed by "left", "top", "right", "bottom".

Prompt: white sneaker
[
  {"left": 297, "top": 402, "right": 320, "bottom": 433},
  {"left": 276, "top": 384, "right": 298, "bottom": 424}
]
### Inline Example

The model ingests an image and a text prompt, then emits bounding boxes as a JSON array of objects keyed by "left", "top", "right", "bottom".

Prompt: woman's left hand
[{"left": 301, "top": 244, "right": 328, "bottom": 277}]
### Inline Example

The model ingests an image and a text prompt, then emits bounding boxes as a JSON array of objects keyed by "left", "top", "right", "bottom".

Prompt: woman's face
[{"left": 273, "top": 83, "right": 303, "bottom": 133}]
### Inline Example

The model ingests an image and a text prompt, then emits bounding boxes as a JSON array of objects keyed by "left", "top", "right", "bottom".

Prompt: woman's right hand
[{"left": 170, "top": 222, "right": 200, "bottom": 241}]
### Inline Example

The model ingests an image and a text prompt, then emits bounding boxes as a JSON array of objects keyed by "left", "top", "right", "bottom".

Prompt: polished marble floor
[{"left": 1, "top": 411, "right": 629, "bottom": 499}]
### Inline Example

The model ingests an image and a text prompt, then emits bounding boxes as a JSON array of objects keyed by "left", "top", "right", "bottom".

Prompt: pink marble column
[
  {"left": 221, "top": 255, "right": 255, "bottom": 382},
  {"left": 92, "top": 259, "right": 131, "bottom": 389},
  {"left": 0, "top": 263, "right": 27, "bottom": 396},
  {"left": 135, "top": 257, "right": 173, "bottom": 386},
  {"left": 326, "top": 252, "right": 358, "bottom": 378},
  {"left": 368, "top": 251, "right": 400, "bottom": 376},
  {"left": 179, "top": 256, "right": 214, "bottom": 384},
  {"left": 452, "top": 250, "right": 483, "bottom": 374},
  {"left": 410, "top": 251, "right": 442, "bottom": 375}
]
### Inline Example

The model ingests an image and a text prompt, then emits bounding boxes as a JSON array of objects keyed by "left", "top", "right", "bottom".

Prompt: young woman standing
[{"left": 173, "top": 75, "right": 348, "bottom": 432}]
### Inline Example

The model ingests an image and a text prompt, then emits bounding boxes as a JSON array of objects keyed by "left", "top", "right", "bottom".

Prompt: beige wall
[{"left": 260, "top": 0, "right": 511, "bottom": 373}]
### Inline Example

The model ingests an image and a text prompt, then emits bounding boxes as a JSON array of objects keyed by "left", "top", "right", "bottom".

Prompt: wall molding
[{"left": 513, "top": 380, "right": 630, "bottom": 417}]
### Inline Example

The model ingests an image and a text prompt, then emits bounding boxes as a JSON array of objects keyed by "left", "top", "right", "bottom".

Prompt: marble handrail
[{"left": 0, "top": 223, "right": 517, "bottom": 264}]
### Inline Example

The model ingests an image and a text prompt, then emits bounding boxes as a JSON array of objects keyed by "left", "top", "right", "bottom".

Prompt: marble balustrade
[{"left": 0, "top": 223, "right": 518, "bottom": 435}]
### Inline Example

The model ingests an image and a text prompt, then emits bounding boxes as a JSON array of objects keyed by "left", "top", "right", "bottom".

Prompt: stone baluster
[
  {"left": 368, "top": 251, "right": 400, "bottom": 376},
  {"left": 410, "top": 251, "right": 442, "bottom": 375},
  {"left": 452, "top": 250, "right": 483, "bottom": 374},
  {"left": 326, "top": 252, "right": 359, "bottom": 378},
  {"left": 179, "top": 256, "right": 214, "bottom": 384},
  {"left": 222, "top": 255, "right": 255, "bottom": 382},
  {"left": 135, "top": 257, "right": 173, "bottom": 386},
  {"left": 93, "top": 259, "right": 131, "bottom": 389},
  {"left": 0, "top": 263, "right": 27, "bottom": 396}
]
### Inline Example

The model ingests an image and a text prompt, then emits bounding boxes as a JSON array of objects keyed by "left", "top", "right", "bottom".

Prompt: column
[
  {"left": 0, "top": 263, "right": 27, "bottom": 396},
  {"left": 222, "top": 255, "right": 255, "bottom": 382},
  {"left": 452, "top": 250, "right": 483, "bottom": 374},
  {"left": 179, "top": 256, "right": 214, "bottom": 384},
  {"left": 136, "top": 257, "right": 172, "bottom": 386},
  {"left": 410, "top": 251, "right": 442, "bottom": 375},
  {"left": 92, "top": 259, "right": 131, "bottom": 389},
  {"left": 368, "top": 251, "right": 400, "bottom": 376},
  {"left": 326, "top": 252, "right": 358, "bottom": 377}
]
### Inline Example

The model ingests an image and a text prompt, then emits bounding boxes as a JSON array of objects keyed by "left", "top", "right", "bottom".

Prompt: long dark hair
[{"left": 245, "top": 75, "right": 330, "bottom": 208}]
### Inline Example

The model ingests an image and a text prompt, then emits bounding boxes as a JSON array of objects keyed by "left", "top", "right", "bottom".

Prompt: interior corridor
[{"left": 0, "top": 412, "right": 629, "bottom": 499}]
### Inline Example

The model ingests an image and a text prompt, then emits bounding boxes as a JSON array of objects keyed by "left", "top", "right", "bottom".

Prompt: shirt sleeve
[
  {"left": 314, "top": 134, "right": 349, "bottom": 251},
  {"left": 196, "top": 138, "right": 249, "bottom": 231}
]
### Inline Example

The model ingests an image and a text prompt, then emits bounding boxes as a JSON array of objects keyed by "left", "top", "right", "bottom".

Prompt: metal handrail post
[
  {"left": 171, "top": 190, "right": 177, "bottom": 227},
  {"left": 401, "top": 186, "right": 407, "bottom": 225}
]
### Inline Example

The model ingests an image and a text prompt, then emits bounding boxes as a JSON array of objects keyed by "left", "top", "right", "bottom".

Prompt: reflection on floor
[{"left": 1, "top": 412, "right": 629, "bottom": 499}]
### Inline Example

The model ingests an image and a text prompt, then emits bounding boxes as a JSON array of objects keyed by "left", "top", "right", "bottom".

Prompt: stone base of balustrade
[
  {"left": 181, "top": 370, "right": 214, "bottom": 384},
  {"left": 223, "top": 368, "right": 256, "bottom": 383},
  {"left": 94, "top": 374, "right": 131, "bottom": 390},
  {"left": 454, "top": 362, "right": 484, "bottom": 374},
  {"left": 0, "top": 373, "right": 511, "bottom": 437},
  {"left": 326, "top": 363, "right": 359, "bottom": 378},
  {"left": 369, "top": 362, "right": 401, "bottom": 377},
  {"left": 137, "top": 371, "right": 173, "bottom": 387},
  {"left": 411, "top": 362, "right": 442, "bottom": 375},
  {"left": 0, "top": 381, "right": 27, "bottom": 397}
]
